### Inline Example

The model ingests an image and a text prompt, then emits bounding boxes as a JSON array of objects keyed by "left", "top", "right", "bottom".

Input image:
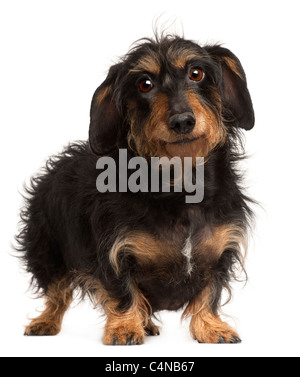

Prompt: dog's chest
[
  {"left": 128, "top": 207, "right": 214, "bottom": 277},
  {"left": 132, "top": 222, "right": 209, "bottom": 280},
  {"left": 134, "top": 227, "right": 208, "bottom": 311},
  {"left": 179, "top": 230, "right": 194, "bottom": 276},
  {"left": 131, "top": 206, "right": 243, "bottom": 311}
]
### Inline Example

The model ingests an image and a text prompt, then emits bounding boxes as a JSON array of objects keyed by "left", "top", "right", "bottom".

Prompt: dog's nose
[{"left": 169, "top": 112, "right": 196, "bottom": 134}]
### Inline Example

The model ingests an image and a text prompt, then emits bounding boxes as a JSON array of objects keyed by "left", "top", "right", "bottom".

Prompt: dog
[{"left": 16, "top": 34, "right": 254, "bottom": 345}]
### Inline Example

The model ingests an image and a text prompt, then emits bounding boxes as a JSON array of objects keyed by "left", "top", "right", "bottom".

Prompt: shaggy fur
[{"left": 16, "top": 34, "right": 254, "bottom": 344}]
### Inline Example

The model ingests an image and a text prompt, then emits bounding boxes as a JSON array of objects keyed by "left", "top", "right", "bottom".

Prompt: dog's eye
[
  {"left": 189, "top": 68, "right": 205, "bottom": 82},
  {"left": 139, "top": 79, "right": 154, "bottom": 93}
]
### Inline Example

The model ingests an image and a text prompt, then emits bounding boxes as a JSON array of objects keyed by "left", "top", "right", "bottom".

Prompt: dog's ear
[
  {"left": 205, "top": 46, "right": 255, "bottom": 130},
  {"left": 89, "top": 64, "right": 123, "bottom": 155}
]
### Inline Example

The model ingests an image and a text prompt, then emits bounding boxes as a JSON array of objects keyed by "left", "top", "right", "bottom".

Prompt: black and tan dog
[{"left": 17, "top": 34, "right": 254, "bottom": 344}]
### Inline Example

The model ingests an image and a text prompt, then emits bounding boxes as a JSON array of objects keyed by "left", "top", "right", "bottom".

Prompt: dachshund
[{"left": 17, "top": 34, "right": 254, "bottom": 344}]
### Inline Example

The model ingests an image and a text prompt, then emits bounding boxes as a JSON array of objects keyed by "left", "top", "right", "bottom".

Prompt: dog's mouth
[{"left": 166, "top": 136, "right": 202, "bottom": 145}]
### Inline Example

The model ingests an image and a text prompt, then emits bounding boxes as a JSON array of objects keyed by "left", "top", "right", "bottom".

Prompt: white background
[{"left": 1, "top": 0, "right": 300, "bottom": 357}]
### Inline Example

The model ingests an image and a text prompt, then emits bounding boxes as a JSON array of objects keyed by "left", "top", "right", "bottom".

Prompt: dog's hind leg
[
  {"left": 144, "top": 317, "right": 160, "bottom": 336},
  {"left": 24, "top": 276, "right": 72, "bottom": 336}
]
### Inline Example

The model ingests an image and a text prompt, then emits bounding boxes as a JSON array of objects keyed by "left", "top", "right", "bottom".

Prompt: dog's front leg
[
  {"left": 102, "top": 287, "right": 150, "bottom": 346},
  {"left": 183, "top": 284, "right": 241, "bottom": 344}
]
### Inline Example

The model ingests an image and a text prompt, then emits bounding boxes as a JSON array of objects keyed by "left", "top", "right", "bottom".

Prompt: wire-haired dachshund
[{"left": 17, "top": 34, "right": 254, "bottom": 344}]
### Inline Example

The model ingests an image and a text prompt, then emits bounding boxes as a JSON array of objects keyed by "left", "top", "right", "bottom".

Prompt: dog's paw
[
  {"left": 190, "top": 314, "right": 241, "bottom": 344},
  {"left": 194, "top": 328, "right": 241, "bottom": 344},
  {"left": 198, "top": 333, "right": 242, "bottom": 344},
  {"left": 24, "top": 321, "right": 60, "bottom": 336},
  {"left": 103, "top": 324, "right": 145, "bottom": 346}
]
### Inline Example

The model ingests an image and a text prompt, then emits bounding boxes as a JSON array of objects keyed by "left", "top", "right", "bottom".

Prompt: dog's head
[{"left": 89, "top": 36, "right": 254, "bottom": 159}]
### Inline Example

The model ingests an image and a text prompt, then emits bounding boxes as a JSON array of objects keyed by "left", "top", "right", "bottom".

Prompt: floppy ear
[
  {"left": 89, "top": 64, "right": 123, "bottom": 155},
  {"left": 205, "top": 46, "right": 255, "bottom": 130}
]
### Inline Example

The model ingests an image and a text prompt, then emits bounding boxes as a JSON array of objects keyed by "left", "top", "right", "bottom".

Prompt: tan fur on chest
[{"left": 109, "top": 224, "right": 246, "bottom": 275}]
